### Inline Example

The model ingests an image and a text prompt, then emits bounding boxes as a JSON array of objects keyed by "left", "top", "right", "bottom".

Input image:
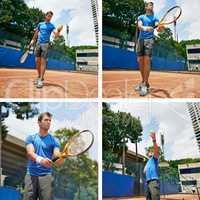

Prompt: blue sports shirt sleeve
[
  {"left": 25, "top": 135, "right": 33, "bottom": 145},
  {"left": 54, "top": 137, "right": 60, "bottom": 149},
  {"left": 36, "top": 22, "right": 41, "bottom": 31}
]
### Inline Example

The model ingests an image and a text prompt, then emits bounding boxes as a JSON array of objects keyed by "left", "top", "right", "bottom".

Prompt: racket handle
[{"left": 52, "top": 157, "right": 59, "bottom": 162}]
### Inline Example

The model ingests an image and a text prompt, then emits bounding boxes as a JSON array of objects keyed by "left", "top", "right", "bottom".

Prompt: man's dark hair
[
  {"left": 145, "top": 2, "right": 154, "bottom": 6},
  {"left": 45, "top": 11, "right": 53, "bottom": 16},
  {"left": 38, "top": 112, "right": 52, "bottom": 122}
]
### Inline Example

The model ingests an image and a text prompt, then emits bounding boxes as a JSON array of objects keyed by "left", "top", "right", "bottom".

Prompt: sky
[
  {"left": 109, "top": 101, "right": 199, "bottom": 160},
  {"left": 152, "top": 0, "right": 200, "bottom": 40},
  {"left": 25, "top": 0, "right": 96, "bottom": 46},
  {"left": 4, "top": 102, "right": 98, "bottom": 161}
]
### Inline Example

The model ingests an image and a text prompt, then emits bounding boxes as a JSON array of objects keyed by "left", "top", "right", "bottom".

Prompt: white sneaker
[
  {"left": 139, "top": 85, "right": 149, "bottom": 96},
  {"left": 36, "top": 79, "right": 43, "bottom": 88},
  {"left": 34, "top": 79, "right": 39, "bottom": 85},
  {"left": 134, "top": 84, "right": 142, "bottom": 92}
]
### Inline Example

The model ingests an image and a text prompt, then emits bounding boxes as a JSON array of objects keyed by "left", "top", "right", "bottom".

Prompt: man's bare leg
[
  {"left": 34, "top": 57, "right": 41, "bottom": 84},
  {"left": 36, "top": 57, "right": 41, "bottom": 77},
  {"left": 137, "top": 56, "right": 145, "bottom": 83},
  {"left": 143, "top": 55, "right": 151, "bottom": 87},
  {"left": 40, "top": 57, "right": 47, "bottom": 81}
]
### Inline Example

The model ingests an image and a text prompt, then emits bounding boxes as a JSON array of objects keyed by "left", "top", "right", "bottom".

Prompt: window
[
  {"left": 188, "top": 48, "right": 200, "bottom": 54},
  {"left": 182, "top": 180, "right": 197, "bottom": 186},
  {"left": 77, "top": 62, "right": 87, "bottom": 65},
  {"left": 180, "top": 167, "right": 200, "bottom": 174},
  {"left": 77, "top": 53, "right": 98, "bottom": 57}
]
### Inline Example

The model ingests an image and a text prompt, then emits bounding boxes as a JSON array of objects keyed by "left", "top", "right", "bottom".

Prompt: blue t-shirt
[
  {"left": 37, "top": 22, "right": 55, "bottom": 44},
  {"left": 25, "top": 133, "right": 60, "bottom": 176},
  {"left": 138, "top": 14, "right": 159, "bottom": 39},
  {"left": 145, "top": 156, "right": 159, "bottom": 182}
]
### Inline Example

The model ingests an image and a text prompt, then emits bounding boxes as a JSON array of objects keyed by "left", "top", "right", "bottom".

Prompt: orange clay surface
[
  {"left": 103, "top": 193, "right": 199, "bottom": 200},
  {"left": 103, "top": 70, "right": 200, "bottom": 98},
  {"left": 0, "top": 68, "right": 98, "bottom": 98}
]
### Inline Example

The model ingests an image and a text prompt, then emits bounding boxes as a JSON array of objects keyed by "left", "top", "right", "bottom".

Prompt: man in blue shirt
[
  {"left": 24, "top": 112, "right": 64, "bottom": 200},
  {"left": 135, "top": 1, "right": 164, "bottom": 96},
  {"left": 144, "top": 132, "right": 160, "bottom": 200},
  {"left": 29, "top": 11, "right": 63, "bottom": 88}
]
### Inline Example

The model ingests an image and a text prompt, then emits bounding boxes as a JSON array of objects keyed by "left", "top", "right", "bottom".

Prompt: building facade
[
  {"left": 1, "top": 134, "right": 27, "bottom": 187},
  {"left": 76, "top": 49, "right": 98, "bottom": 72},
  {"left": 178, "top": 162, "right": 200, "bottom": 193},
  {"left": 91, "top": 0, "right": 98, "bottom": 45},
  {"left": 187, "top": 103, "right": 200, "bottom": 152},
  {"left": 186, "top": 44, "right": 200, "bottom": 72}
]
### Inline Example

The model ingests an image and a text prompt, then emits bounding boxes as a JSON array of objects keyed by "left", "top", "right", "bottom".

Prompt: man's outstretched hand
[{"left": 150, "top": 132, "right": 156, "bottom": 141}]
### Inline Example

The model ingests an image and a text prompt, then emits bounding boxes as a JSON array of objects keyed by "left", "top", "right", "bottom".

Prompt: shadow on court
[
  {"left": 103, "top": 70, "right": 200, "bottom": 98},
  {"left": 103, "top": 193, "right": 199, "bottom": 200}
]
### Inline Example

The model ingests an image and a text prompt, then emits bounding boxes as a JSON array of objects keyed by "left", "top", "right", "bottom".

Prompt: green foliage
[
  {"left": 178, "top": 39, "right": 200, "bottom": 59},
  {"left": 103, "top": 0, "right": 145, "bottom": 41},
  {"left": 169, "top": 158, "right": 200, "bottom": 169},
  {"left": 103, "top": 102, "right": 143, "bottom": 171},
  {"left": 154, "top": 28, "right": 184, "bottom": 60},
  {"left": 0, "top": 0, "right": 44, "bottom": 44},
  {"left": 54, "top": 128, "right": 98, "bottom": 200},
  {"left": 0, "top": 0, "right": 95, "bottom": 61},
  {"left": 159, "top": 158, "right": 200, "bottom": 184},
  {"left": 103, "top": 150, "right": 118, "bottom": 171}
]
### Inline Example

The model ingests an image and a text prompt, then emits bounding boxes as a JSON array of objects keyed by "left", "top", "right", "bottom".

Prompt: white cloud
[
  {"left": 25, "top": 0, "right": 96, "bottom": 46},
  {"left": 153, "top": 0, "right": 167, "bottom": 14},
  {"left": 176, "top": 0, "right": 200, "bottom": 40},
  {"left": 4, "top": 103, "right": 98, "bottom": 161},
  {"left": 110, "top": 102, "right": 199, "bottom": 160}
]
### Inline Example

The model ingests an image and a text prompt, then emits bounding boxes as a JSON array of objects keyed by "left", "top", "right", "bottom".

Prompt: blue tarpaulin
[
  {"left": 0, "top": 47, "right": 75, "bottom": 70},
  {"left": 0, "top": 187, "right": 21, "bottom": 200},
  {"left": 103, "top": 45, "right": 186, "bottom": 71},
  {"left": 103, "top": 171, "right": 135, "bottom": 197}
]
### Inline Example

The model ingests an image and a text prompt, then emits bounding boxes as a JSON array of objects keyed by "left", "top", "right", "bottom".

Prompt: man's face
[
  {"left": 45, "top": 13, "right": 53, "bottom": 22},
  {"left": 38, "top": 115, "right": 51, "bottom": 131},
  {"left": 145, "top": 3, "right": 154, "bottom": 12},
  {"left": 147, "top": 151, "right": 153, "bottom": 158}
]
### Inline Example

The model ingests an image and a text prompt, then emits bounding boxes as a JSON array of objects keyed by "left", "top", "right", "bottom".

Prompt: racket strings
[
  {"left": 162, "top": 7, "right": 181, "bottom": 24},
  {"left": 68, "top": 132, "right": 93, "bottom": 155}
]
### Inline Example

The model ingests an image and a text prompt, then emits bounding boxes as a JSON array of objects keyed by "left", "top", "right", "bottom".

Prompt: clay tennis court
[
  {"left": 103, "top": 70, "right": 200, "bottom": 98},
  {"left": 103, "top": 193, "right": 199, "bottom": 200},
  {"left": 0, "top": 68, "right": 98, "bottom": 98}
]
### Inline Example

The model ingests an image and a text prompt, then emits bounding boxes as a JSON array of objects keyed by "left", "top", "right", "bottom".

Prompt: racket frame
[
  {"left": 155, "top": 6, "right": 182, "bottom": 28},
  {"left": 52, "top": 130, "right": 94, "bottom": 162}
]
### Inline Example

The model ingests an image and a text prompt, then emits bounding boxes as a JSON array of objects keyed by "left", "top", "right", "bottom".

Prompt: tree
[
  {"left": 0, "top": 0, "right": 44, "bottom": 45},
  {"left": 103, "top": 103, "right": 143, "bottom": 173},
  {"left": 103, "top": 0, "right": 145, "bottom": 42},
  {"left": 54, "top": 128, "right": 98, "bottom": 200}
]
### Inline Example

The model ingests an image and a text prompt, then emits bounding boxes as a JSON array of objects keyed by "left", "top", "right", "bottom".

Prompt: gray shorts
[
  {"left": 146, "top": 180, "right": 160, "bottom": 200},
  {"left": 23, "top": 174, "right": 53, "bottom": 200},
  {"left": 34, "top": 43, "right": 49, "bottom": 59},
  {"left": 136, "top": 38, "right": 154, "bottom": 57}
]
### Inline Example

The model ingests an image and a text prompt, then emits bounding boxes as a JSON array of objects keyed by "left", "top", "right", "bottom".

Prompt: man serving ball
[
  {"left": 30, "top": 11, "right": 63, "bottom": 88},
  {"left": 144, "top": 132, "right": 160, "bottom": 200}
]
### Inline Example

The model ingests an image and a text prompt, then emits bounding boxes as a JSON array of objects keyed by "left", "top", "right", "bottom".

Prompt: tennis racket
[
  {"left": 52, "top": 130, "right": 94, "bottom": 162},
  {"left": 19, "top": 44, "right": 33, "bottom": 63},
  {"left": 155, "top": 6, "right": 182, "bottom": 28}
]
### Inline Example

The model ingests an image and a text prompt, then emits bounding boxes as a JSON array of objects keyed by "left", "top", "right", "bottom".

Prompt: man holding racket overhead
[
  {"left": 144, "top": 132, "right": 160, "bottom": 200},
  {"left": 29, "top": 11, "right": 63, "bottom": 88},
  {"left": 135, "top": 0, "right": 163, "bottom": 96},
  {"left": 23, "top": 112, "right": 64, "bottom": 200}
]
